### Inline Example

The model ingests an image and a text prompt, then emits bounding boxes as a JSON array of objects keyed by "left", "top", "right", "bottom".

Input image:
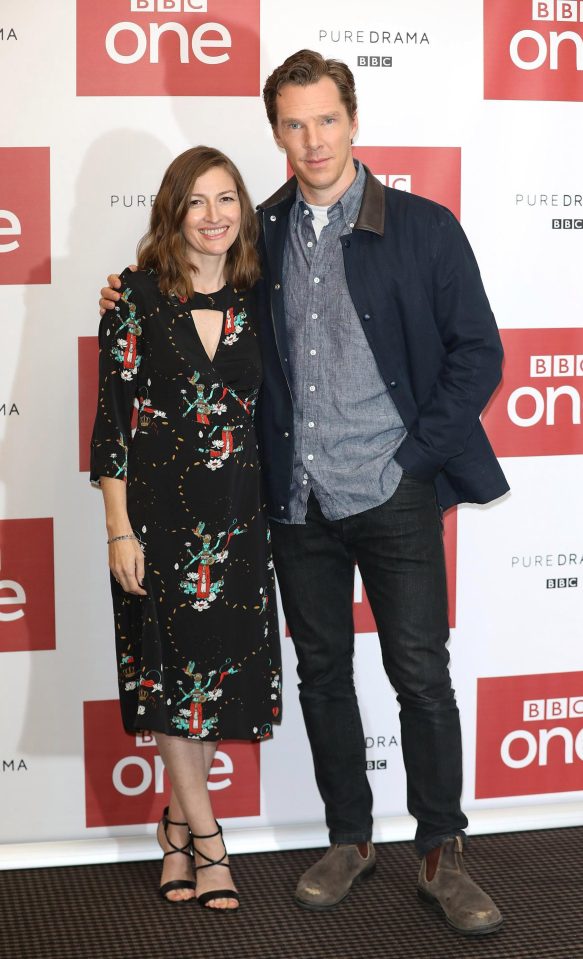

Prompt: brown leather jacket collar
[{"left": 258, "top": 163, "right": 385, "bottom": 236}]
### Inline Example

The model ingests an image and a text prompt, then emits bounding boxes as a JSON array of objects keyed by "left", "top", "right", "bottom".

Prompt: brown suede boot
[
  {"left": 417, "top": 836, "right": 503, "bottom": 936},
  {"left": 294, "top": 843, "right": 376, "bottom": 910}
]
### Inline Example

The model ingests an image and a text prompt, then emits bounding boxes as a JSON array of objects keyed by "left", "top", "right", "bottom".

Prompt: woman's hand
[{"left": 109, "top": 538, "right": 147, "bottom": 596}]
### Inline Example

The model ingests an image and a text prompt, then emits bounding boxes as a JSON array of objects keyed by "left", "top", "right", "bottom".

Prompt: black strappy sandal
[
  {"left": 157, "top": 806, "right": 196, "bottom": 902},
  {"left": 192, "top": 822, "right": 240, "bottom": 912}
]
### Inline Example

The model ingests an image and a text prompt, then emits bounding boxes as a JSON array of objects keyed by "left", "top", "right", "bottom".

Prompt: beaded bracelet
[{"left": 107, "top": 534, "right": 137, "bottom": 545}]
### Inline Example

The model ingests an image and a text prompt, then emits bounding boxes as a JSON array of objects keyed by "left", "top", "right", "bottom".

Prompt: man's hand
[{"left": 99, "top": 264, "right": 137, "bottom": 314}]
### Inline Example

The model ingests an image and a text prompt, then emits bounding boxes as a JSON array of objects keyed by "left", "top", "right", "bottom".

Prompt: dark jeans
[{"left": 270, "top": 474, "right": 468, "bottom": 856}]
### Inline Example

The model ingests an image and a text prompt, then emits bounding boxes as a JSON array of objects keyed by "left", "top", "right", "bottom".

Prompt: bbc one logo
[
  {"left": 0, "top": 519, "right": 56, "bottom": 653},
  {"left": 484, "top": 0, "right": 583, "bottom": 101},
  {"left": 482, "top": 329, "right": 583, "bottom": 457},
  {"left": 84, "top": 700, "right": 261, "bottom": 826},
  {"left": 76, "top": 0, "right": 260, "bottom": 97},
  {"left": 476, "top": 672, "right": 583, "bottom": 798},
  {"left": 0, "top": 148, "right": 51, "bottom": 285},
  {"left": 357, "top": 56, "right": 392, "bottom": 68}
]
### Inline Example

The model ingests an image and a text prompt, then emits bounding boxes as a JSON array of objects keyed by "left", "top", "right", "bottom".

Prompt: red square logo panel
[
  {"left": 484, "top": 0, "right": 583, "bottom": 102},
  {"left": 76, "top": 0, "right": 260, "bottom": 96},
  {"left": 353, "top": 147, "right": 461, "bottom": 220},
  {"left": 0, "top": 148, "right": 51, "bottom": 285},
  {"left": 476, "top": 672, "right": 583, "bottom": 798},
  {"left": 84, "top": 700, "right": 261, "bottom": 826},
  {"left": 78, "top": 336, "right": 99, "bottom": 473},
  {"left": 287, "top": 147, "right": 461, "bottom": 219},
  {"left": 0, "top": 519, "right": 56, "bottom": 653},
  {"left": 482, "top": 328, "right": 583, "bottom": 457}
]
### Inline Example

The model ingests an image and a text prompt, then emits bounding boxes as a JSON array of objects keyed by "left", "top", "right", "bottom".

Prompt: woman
[{"left": 90, "top": 146, "right": 281, "bottom": 912}]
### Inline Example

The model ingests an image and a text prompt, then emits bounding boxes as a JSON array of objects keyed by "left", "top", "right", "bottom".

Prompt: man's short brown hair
[{"left": 263, "top": 49, "right": 357, "bottom": 127}]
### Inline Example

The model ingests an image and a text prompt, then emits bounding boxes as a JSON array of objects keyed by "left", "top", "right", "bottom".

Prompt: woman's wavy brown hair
[{"left": 137, "top": 146, "right": 260, "bottom": 297}]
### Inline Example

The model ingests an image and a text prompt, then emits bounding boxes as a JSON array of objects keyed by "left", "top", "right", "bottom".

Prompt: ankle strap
[
  {"left": 190, "top": 823, "right": 222, "bottom": 841},
  {"left": 161, "top": 805, "right": 189, "bottom": 829}
]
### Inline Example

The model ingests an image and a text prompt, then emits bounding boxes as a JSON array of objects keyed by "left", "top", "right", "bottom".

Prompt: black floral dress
[{"left": 90, "top": 268, "right": 281, "bottom": 742}]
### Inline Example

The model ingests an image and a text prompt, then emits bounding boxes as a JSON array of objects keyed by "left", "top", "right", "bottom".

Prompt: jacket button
[
  {"left": 270, "top": 215, "right": 277, "bottom": 221},
  {"left": 343, "top": 239, "right": 350, "bottom": 248},
  {"left": 363, "top": 313, "right": 371, "bottom": 321},
  {"left": 280, "top": 506, "right": 285, "bottom": 511},
  {"left": 274, "top": 283, "right": 281, "bottom": 290},
  {"left": 284, "top": 432, "right": 289, "bottom": 438},
  {"left": 390, "top": 381, "right": 397, "bottom": 388}
]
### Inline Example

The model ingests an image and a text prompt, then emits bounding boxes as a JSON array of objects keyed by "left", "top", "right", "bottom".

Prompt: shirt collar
[{"left": 292, "top": 160, "right": 366, "bottom": 231}]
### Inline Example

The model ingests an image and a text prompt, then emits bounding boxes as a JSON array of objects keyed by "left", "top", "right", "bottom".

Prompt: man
[
  {"left": 256, "top": 50, "right": 507, "bottom": 935},
  {"left": 101, "top": 49, "right": 508, "bottom": 936}
]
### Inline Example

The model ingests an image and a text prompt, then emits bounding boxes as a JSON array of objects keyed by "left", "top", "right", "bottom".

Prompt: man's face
[{"left": 273, "top": 76, "right": 358, "bottom": 205}]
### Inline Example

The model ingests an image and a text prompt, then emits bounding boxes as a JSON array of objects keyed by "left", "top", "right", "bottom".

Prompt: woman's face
[{"left": 181, "top": 166, "right": 241, "bottom": 264}]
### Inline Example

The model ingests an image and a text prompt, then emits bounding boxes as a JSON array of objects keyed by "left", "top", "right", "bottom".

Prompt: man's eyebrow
[{"left": 280, "top": 110, "right": 343, "bottom": 122}]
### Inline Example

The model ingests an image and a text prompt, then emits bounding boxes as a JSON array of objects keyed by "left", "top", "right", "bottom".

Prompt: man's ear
[{"left": 350, "top": 112, "right": 359, "bottom": 143}]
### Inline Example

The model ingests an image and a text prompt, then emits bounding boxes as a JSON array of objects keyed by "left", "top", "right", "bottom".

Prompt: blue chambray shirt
[{"left": 282, "top": 161, "right": 406, "bottom": 524}]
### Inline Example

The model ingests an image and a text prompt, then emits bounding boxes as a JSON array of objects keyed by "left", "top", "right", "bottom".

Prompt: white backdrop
[{"left": 1, "top": 0, "right": 582, "bottom": 869}]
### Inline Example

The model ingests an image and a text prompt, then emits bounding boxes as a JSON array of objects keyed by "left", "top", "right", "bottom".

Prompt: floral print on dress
[
  {"left": 176, "top": 520, "right": 246, "bottom": 611},
  {"left": 222, "top": 306, "right": 248, "bottom": 347}
]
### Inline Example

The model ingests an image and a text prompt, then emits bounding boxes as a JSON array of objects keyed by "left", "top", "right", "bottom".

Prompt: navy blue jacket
[{"left": 255, "top": 166, "right": 509, "bottom": 519}]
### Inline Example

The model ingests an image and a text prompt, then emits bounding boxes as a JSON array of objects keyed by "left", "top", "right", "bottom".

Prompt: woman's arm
[{"left": 100, "top": 476, "right": 146, "bottom": 596}]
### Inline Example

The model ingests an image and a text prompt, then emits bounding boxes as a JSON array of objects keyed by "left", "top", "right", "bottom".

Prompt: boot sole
[
  {"left": 294, "top": 862, "right": 377, "bottom": 911},
  {"left": 417, "top": 887, "right": 504, "bottom": 937}
]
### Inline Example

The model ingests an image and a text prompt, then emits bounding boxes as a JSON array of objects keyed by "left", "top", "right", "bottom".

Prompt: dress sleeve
[{"left": 89, "top": 276, "right": 145, "bottom": 486}]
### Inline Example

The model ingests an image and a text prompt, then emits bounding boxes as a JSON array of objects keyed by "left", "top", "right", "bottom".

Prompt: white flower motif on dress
[
  {"left": 199, "top": 728, "right": 209, "bottom": 738},
  {"left": 216, "top": 550, "right": 228, "bottom": 563},
  {"left": 213, "top": 403, "right": 227, "bottom": 415},
  {"left": 205, "top": 459, "right": 224, "bottom": 471},
  {"left": 223, "top": 334, "right": 238, "bottom": 347},
  {"left": 125, "top": 681, "right": 137, "bottom": 691},
  {"left": 137, "top": 705, "right": 145, "bottom": 715},
  {"left": 207, "top": 688, "right": 223, "bottom": 702},
  {"left": 192, "top": 599, "right": 210, "bottom": 611},
  {"left": 178, "top": 708, "right": 190, "bottom": 718},
  {"left": 120, "top": 370, "right": 133, "bottom": 381},
  {"left": 117, "top": 338, "right": 127, "bottom": 348}
]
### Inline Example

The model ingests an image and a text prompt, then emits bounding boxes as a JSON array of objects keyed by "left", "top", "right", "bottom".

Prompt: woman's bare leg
[
  {"left": 155, "top": 732, "right": 238, "bottom": 910},
  {"left": 156, "top": 788, "right": 195, "bottom": 902}
]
